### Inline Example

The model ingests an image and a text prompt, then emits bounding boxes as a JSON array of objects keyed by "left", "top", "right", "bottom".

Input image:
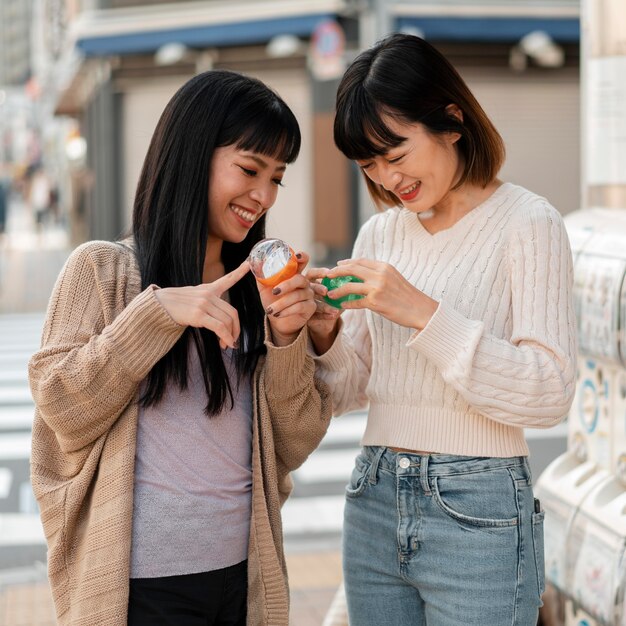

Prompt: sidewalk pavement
[
  {"left": 287, "top": 550, "right": 343, "bottom": 625},
  {"left": 0, "top": 200, "right": 70, "bottom": 314},
  {"left": 0, "top": 551, "right": 343, "bottom": 625},
  {"left": 0, "top": 579, "right": 55, "bottom": 626}
]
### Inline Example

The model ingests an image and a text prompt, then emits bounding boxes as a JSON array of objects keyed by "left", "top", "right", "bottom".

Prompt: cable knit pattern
[
  {"left": 314, "top": 183, "right": 577, "bottom": 457},
  {"left": 29, "top": 240, "right": 332, "bottom": 626}
]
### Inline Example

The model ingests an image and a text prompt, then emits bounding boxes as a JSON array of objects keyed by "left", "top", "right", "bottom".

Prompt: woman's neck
[
  {"left": 422, "top": 179, "right": 502, "bottom": 233},
  {"left": 202, "top": 236, "right": 224, "bottom": 283}
]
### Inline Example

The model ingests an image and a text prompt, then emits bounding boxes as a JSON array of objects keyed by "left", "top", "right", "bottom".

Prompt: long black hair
[
  {"left": 334, "top": 34, "right": 504, "bottom": 207},
  {"left": 132, "top": 70, "right": 301, "bottom": 415}
]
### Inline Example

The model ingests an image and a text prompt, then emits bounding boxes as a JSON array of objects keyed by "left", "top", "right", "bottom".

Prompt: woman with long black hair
[{"left": 29, "top": 70, "right": 331, "bottom": 626}]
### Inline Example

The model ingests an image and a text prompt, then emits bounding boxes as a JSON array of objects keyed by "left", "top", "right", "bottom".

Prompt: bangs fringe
[
  {"left": 335, "top": 89, "right": 406, "bottom": 160},
  {"left": 236, "top": 109, "right": 301, "bottom": 164}
]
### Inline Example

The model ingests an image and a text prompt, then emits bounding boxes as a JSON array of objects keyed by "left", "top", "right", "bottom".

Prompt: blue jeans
[{"left": 342, "top": 447, "right": 545, "bottom": 626}]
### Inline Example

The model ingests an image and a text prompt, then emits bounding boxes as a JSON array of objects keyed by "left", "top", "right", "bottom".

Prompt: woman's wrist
[
  {"left": 414, "top": 298, "right": 439, "bottom": 331},
  {"left": 309, "top": 323, "right": 340, "bottom": 356},
  {"left": 269, "top": 325, "right": 300, "bottom": 347}
]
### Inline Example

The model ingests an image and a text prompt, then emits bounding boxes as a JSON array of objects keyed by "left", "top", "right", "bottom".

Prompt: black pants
[{"left": 127, "top": 560, "right": 247, "bottom": 625}]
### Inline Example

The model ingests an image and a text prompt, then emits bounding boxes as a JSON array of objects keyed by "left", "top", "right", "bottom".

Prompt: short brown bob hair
[{"left": 334, "top": 33, "right": 505, "bottom": 208}]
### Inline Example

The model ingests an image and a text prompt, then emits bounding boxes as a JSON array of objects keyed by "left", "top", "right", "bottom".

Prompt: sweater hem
[{"left": 362, "top": 404, "right": 530, "bottom": 458}]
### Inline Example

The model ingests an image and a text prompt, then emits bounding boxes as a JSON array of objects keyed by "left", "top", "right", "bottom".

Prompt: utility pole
[
  {"left": 582, "top": 0, "right": 626, "bottom": 209},
  {"left": 353, "top": 0, "right": 395, "bottom": 226},
  {"left": 357, "top": 0, "right": 393, "bottom": 50}
]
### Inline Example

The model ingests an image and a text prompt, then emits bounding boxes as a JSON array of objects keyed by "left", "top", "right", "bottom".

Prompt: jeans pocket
[
  {"left": 345, "top": 453, "right": 372, "bottom": 499},
  {"left": 532, "top": 507, "right": 546, "bottom": 598},
  {"left": 431, "top": 469, "right": 519, "bottom": 528}
]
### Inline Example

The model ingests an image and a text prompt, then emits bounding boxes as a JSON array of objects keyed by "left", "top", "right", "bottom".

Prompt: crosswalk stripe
[
  {"left": 0, "top": 387, "right": 33, "bottom": 405},
  {"left": 0, "top": 348, "right": 38, "bottom": 363},
  {"left": 0, "top": 468, "right": 12, "bottom": 498},
  {"left": 282, "top": 495, "right": 345, "bottom": 535},
  {"left": 0, "top": 370, "right": 29, "bottom": 385},
  {"left": 0, "top": 433, "right": 31, "bottom": 459},
  {"left": 293, "top": 449, "right": 359, "bottom": 485},
  {"left": 0, "top": 406, "right": 34, "bottom": 430},
  {"left": 0, "top": 341, "right": 35, "bottom": 348},
  {"left": 0, "top": 514, "right": 45, "bottom": 546},
  {"left": 0, "top": 313, "right": 45, "bottom": 323},
  {"left": 321, "top": 414, "right": 366, "bottom": 446}
]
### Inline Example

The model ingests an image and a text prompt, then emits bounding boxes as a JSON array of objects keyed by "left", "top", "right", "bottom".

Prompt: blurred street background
[{"left": 0, "top": 0, "right": 607, "bottom": 624}]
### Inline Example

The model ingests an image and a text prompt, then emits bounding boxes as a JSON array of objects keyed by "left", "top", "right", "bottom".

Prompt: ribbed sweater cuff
[
  {"left": 101, "top": 286, "right": 186, "bottom": 381},
  {"left": 309, "top": 318, "right": 348, "bottom": 371},
  {"left": 406, "top": 301, "right": 484, "bottom": 372},
  {"left": 264, "top": 320, "right": 313, "bottom": 395}
]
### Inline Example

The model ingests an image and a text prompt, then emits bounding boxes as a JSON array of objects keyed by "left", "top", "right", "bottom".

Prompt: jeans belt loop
[
  {"left": 419, "top": 454, "right": 432, "bottom": 495},
  {"left": 368, "top": 446, "right": 386, "bottom": 485}
]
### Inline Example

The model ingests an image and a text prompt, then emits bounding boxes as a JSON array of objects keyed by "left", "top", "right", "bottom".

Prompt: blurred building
[
  {"left": 0, "top": 0, "right": 34, "bottom": 86},
  {"left": 36, "top": 0, "right": 581, "bottom": 258},
  {"left": 0, "top": 0, "right": 36, "bottom": 181},
  {"left": 35, "top": 0, "right": 356, "bottom": 255}
]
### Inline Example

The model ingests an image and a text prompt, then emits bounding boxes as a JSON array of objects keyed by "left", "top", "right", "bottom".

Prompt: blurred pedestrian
[
  {"left": 29, "top": 70, "right": 331, "bottom": 626},
  {"left": 29, "top": 165, "right": 51, "bottom": 230},
  {"left": 48, "top": 181, "right": 60, "bottom": 225},
  {"left": 308, "top": 34, "right": 576, "bottom": 626},
  {"left": 0, "top": 163, "right": 9, "bottom": 238}
]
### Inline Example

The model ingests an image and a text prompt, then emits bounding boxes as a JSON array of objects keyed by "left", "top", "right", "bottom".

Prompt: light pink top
[{"left": 131, "top": 346, "right": 252, "bottom": 578}]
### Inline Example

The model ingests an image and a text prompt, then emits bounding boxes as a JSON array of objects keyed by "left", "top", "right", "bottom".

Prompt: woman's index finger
[{"left": 211, "top": 260, "right": 251, "bottom": 294}]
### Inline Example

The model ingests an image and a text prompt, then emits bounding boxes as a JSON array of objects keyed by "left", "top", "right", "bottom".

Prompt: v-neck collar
[{"left": 401, "top": 182, "right": 511, "bottom": 244}]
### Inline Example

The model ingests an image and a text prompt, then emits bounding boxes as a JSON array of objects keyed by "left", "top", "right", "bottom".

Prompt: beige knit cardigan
[{"left": 28, "top": 240, "right": 332, "bottom": 626}]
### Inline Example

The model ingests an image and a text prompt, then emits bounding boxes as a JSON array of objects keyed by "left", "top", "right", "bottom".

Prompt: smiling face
[
  {"left": 356, "top": 115, "right": 463, "bottom": 214},
  {"left": 207, "top": 145, "right": 287, "bottom": 244}
]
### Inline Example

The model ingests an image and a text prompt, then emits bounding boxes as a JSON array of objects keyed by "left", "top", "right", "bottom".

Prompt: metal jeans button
[{"left": 399, "top": 457, "right": 410, "bottom": 469}]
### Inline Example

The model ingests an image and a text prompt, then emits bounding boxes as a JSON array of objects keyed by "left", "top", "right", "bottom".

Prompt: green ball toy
[{"left": 322, "top": 275, "right": 364, "bottom": 309}]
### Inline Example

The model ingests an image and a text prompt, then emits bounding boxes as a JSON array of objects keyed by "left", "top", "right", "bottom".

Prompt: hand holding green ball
[{"left": 322, "top": 276, "right": 364, "bottom": 309}]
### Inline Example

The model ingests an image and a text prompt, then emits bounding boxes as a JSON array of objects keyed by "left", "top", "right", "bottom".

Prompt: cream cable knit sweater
[
  {"left": 315, "top": 183, "right": 577, "bottom": 457},
  {"left": 29, "top": 240, "right": 332, "bottom": 626}
]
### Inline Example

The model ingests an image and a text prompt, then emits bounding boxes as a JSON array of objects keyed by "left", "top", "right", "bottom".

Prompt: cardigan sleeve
[
  {"left": 310, "top": 216, "right": 378, "bottom": 415},
  {"left": 407, "top": 200, "right": 577, "bottom": 428},
  {"left": 261, "top": 321, "right": 332, "bottom": 475},
  {"left": 28, "top": 242, "right": 185, "bottom": 453}
]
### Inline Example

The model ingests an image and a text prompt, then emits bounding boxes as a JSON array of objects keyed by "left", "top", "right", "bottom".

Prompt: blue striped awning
[
  {"left": 77, "top": 13, "right": 336, "bottom": 57},
  {"left": 397, "top": 16, "right": 580, "bottom": 43}
]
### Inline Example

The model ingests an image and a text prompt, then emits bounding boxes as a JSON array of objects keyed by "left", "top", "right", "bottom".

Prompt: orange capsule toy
[{"left": 248, "top": 238, "right": 298, "bottom": 288}]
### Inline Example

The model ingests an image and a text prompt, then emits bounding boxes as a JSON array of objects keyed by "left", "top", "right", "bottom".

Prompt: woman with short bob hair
[
  {"left": 29, "top": 70, "right": 331, "bottom": 626},
  {"left": 308, "top": 34, "right": 576, "bottom": 625},
  {"left": 335, "top": 34, "right": 505, "bottom": 209}
]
